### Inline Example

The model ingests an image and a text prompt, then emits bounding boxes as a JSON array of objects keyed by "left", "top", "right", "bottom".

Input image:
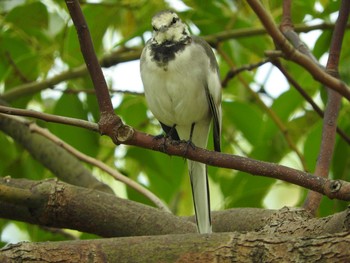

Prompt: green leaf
[
  {"left": 2, "top": 151, "right": 47, "bottom": 180},
  {"left": 223, "top": 171, "right": 276, "bottom": 208},
  {"left": 5, "top": 2, "right": 48, "bottom": 31},
  {"left": 270, "top": 88, "right": 303, "bottom": 122},
  {"left": 117, "top": 94, "right": 148, "bottom": 128},
  {"left": 49, "top": 94, "right": 99, "bottom": 157},
  {"left": 223, "top": 101, "right": 263, "bottom": 146},
  {"left": 0, "top": 134, "right": 17, "bottom": 175},
  {"left": 313, "top": 30, "right": 332, "bottom": 60},
  {"left": 303, "top": 120, "right": 322, "bottom": 172},
  {"left": 126, "top": 147, "right": 186, "bottom": 206},
  {"left": 62, "top": 5, "right": 119, "bottom": 67},
  {"left": 318, "top": 195, "right": 348, "bottom": 217},
  {"left": 0, "top": 32, "right": 40, "bottom": 90}
]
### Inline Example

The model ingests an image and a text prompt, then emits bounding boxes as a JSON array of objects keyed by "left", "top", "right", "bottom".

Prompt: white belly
[{"left": 140, "top": 43, "right": 210, "bottom": 127}]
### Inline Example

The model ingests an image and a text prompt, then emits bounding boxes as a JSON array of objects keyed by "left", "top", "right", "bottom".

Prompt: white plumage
[{"left": 140, "top": 10, "right": 221, "bottom": 234}]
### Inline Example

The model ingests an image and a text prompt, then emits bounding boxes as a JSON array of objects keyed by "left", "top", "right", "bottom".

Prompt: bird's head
[{"left": 151, "top": 10, "right": 190, "bottom": 45}]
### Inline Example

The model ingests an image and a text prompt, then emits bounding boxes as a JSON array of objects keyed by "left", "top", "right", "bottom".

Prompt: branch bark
[
  {"left": 246, "top": 0, "right": 350, "bottom": 101},
  {"left": 1, "top": 178, "right": 350, "bottom": 238},
  {"left": 1, "top": 105, "right": 350, "bottom": 201},
  {"left": 0, "top": 178, "right": 195, "bottom": 236},
  {"left": 2, "top": 231, "right": 350, "bottom": 262},
  {"left": 303, "top": 0, "right": 350, "bottom": 215},
  {"left": 217, "top": 46, "right": 308, "bottom": 171},
  {"left": 65, "top": 0, "right": 123, "bottom": 138}
]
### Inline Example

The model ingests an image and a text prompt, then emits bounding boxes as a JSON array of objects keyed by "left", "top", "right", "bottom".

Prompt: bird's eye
[
  {"left": 153, "top": 26, "right": 158, "bottom": 31},
  {"left": 171, "top": 17, "right": 178, "bottom": 25}
]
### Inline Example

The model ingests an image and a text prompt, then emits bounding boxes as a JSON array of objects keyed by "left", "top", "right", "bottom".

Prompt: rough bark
[
  {"left": 1, "top": 232, "right": 350, "bottom": 262},
  {"left": 1, "top": 178, "right": 350, "bottom": 238}
]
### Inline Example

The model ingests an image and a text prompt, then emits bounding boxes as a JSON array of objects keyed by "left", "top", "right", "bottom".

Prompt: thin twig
[
  {"left": 0, "top": 105, "right": 99, "bottom": 132},
  {"left": 52, "top": 87, "right": 144, "bottom": 96},
  {"left": 272, "top": 59, "right": 350, "bottom": 145},
  {"left": 217, "top": 46, "right": 309, "bottom": 171},
  {"left": 5, "top": 52, "right": 30, "bottom": 83},
  {"left": 221, "top": 58, "right": 271, "bottom": 87},
  {"left": 205, "top": 23, "right": 350, "bottom": 46},
  {"left": 29, "top": 123, "right": 171, "bottom": 212},
  {"left": 0, "top": 23, "right": 346, "bottom": 102}
]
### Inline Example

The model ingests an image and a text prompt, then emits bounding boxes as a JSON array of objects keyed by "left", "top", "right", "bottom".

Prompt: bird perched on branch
[{"left": 140, "top": 10, "right": 222, "bottom": 234}]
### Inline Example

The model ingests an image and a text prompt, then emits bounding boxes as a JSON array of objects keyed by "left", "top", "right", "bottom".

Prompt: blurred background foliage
[{"left": 0, "top": 0, "right": 349, "bottom": 245}]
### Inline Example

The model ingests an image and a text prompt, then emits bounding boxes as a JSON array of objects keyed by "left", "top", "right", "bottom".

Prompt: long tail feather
[{"left": 188, "top": 160, "right": 211, "bottom": 234}]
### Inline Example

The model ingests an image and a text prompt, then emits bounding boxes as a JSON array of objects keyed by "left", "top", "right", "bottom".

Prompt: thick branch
[
  {"left": 2, "top": 231, "right": 350, "bottom": 262},
  {"left": 1, "top": 178, "right": 350, "bottom": 238},
  {"left": 0, "top": 178, "right": 195, "bottom": 236}
]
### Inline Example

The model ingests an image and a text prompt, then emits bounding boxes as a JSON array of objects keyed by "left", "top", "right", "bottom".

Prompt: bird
[{"left": 140, "top": 10, "right": 222, "bottom": 234}]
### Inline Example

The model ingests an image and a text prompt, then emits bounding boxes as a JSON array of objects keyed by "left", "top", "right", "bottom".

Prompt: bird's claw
[
  {"left": 153, "top": 134, "right": 167, "bottom": 152},
  {"left": 183, "top": 139, "right": 196, "bottom": 157}
]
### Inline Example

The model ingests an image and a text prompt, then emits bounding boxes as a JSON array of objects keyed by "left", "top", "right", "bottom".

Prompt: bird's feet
[
  {"left": 184, "top": 139, "right": 196, "bottom": 157},
  {"left": 153, "top": 134, "right": 168, "bottom": 153},
  {"left": 169, "top": 138, "right": 195, "bottom": 157},
  {"left": 154, "top": 124, "right": 180, "bottom": 153}
]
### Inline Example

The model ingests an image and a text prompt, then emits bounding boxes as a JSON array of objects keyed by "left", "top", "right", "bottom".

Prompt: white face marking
[{"left": 151, "top": 11, "right": 189, "bottom": 44}]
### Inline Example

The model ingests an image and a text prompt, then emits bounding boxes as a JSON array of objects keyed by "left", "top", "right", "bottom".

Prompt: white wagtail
[{"left": 140, "top": 10, "right": 222, "bottom": 234}]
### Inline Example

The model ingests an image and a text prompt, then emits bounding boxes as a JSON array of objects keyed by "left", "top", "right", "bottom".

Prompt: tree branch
[
  {"left": 272, "top": 59, "right": 350, "bottom": 145},
  {"left": 0, "top": 105, "right": 350, "bottom": 201},
  {"left": 0, "top": 178, "right": 196, "bottom": 236},
  {"left": 0, "top": 105, "right": 99, "bottom": 131},
  {"left": 0, "top": 23, "right": 346, "bottom": 102},
  {"left": 221, "top": 58, "right": 272, "bottom": 88},
  {"left": 2, "top": 230, "right": 350, "bottom": 262},
  {"left": 0, "top": 48, "right": 141, "bottom": 102},
  {"left": 246, "top": 0, "right": 350, "bottom": 101},
  {"left": 0, "top": 113, "right": 113, "bottom": 194},
  {"left": 65, "top": 0, "right": 124, "bottom": 139},
  {"left": 1, "top": 178, "right": 350, "bottom": 238},
  {"left": 65, "top": 0, "right": 113, "bottom": 115},
  {"left": 217, "top": 46, "right": 309, "bottom": 171},
  {"left": 29, "top": 123, "right": 171, "bottom": 212},
  {"left": 304, "top": 0, "right": 350, "bottom": 215}
]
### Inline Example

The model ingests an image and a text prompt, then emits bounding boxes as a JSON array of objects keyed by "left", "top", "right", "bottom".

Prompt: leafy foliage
[{"left": 0, "top": 0, "right": 349, "bottom": 244}]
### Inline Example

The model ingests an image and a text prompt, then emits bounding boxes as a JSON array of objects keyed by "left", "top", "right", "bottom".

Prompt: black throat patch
[{"left": 150, "top": 37, "right": 191, "bottom": 70}]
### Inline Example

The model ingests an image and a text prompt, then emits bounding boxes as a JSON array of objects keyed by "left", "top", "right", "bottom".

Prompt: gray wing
[
  {"left": 193, "top": 36, "right": 221, "bottom": 152},
  {"left": 205, "top": 86, "right": 221, "bottom": 152}
]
